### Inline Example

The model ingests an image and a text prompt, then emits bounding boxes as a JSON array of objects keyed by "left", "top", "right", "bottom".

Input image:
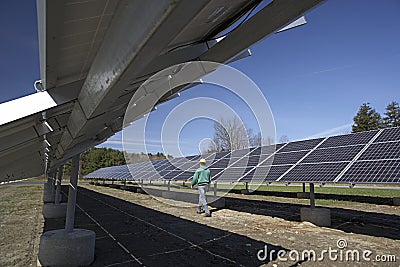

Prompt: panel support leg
[
  {"left": 302, "top": 182, "right": 306, "bottom": 192},
  {"left": 55, "top": 165, "right": 63, "bottom": 204},
  {"left": 39, "top": 154, "right": 95, "bottom": 266},
  {"left": 65, "top": 154, "right": 80, "bottom": 233},
  {"left": 214, "top": 181, "right": 217, "bottom": 197},
  {"left": 300, "top": 182, "right": 331, "bottom": 226},
  {"left": 43, "top": 165, "right": 67, "bottom": 218},
  {"left": 168, "top": 180, "right": 171, "bottom": 191},
  {"left": 310, "top": 183, "right": 315, "bottom": 209}
]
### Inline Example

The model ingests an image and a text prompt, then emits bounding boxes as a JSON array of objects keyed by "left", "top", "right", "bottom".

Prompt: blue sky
[{"left": 0, "top": 1, "right": 399, "bottom": 156}]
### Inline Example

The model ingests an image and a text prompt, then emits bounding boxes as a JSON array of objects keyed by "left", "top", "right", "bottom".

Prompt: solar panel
[
  {"left": 161, "top": 170, "right": 182, "bottom": 180},
  {"left": 209, "top": 157, "right": 231, "bottom": 168},
  {"left": 358, "top": 141, "right": 400, "bottom": 160},
  {"left": 375, "top": 127, "right": 400, "bottom": 142},
  {"left": 340, "top": 160, "right": 400, "bottom": 183},
  {"left": 281, "top": 162, "right": 349, "bottom": 182},
  {"left": 241, "top": 165, "right": 291, "bottom": 182},
  {"left": 272, "top": 150, "right": 309, "bottom": 165},
  {"left": 319, "top": 130, "right": 378, "bottom": 148},
  {"left": 301, "top": 145, "right": 365, "bottom": 163},
  {"left": 84, "top": 127, "right": 400, "bottom": 184},
  {"left": 230, "top": 148, "right": 253, "bottom": 158},
  {"left": 278, "top": 138, "right": 323, "bottom": 153},
  {"left": 217, "top": 167, "right": 248, "bottom": 181}
]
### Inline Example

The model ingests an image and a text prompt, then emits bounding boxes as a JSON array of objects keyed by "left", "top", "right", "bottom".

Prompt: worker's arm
[{"left": 191, "top": 171, "right": 199, "bottom": 187}]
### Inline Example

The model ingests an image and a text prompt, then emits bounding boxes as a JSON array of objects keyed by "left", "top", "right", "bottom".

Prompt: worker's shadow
[{"left": 42, "top": 186, "right": 287, "bottom": 266}]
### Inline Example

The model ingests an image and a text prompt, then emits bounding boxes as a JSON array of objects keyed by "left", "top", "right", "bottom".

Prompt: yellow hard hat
[{"left": 199, "top": 158, "right": 206, "bottom": 163}]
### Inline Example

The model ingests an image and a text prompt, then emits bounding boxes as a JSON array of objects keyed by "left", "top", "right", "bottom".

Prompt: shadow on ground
[
  {"left": 228, "top": 189, "right": 396, "bottom": 206},
  {"left": 43, "top": 186, "right": 285, "bottom": 266},
  {"left": 225, "top": 197, "right": 400, "bottom": 240}
]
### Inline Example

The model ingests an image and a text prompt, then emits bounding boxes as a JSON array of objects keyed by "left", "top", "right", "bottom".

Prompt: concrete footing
[
  {"left": 300, "top": 207, "right": 331, "bottom": 227},
  {"left": 38, "top": 229, "right": 95, "bottom": 266},
  {"left": 393, "top": 197, "right": 400, "bottom": 206},
  {"left": 42, "top": 203, "right": 67, "bottom": 219},
  {"left": 297, "top": 192, "right": 310, "bottom": 199},
  {"left": 43, "top": 192, "right": 55, "bottom": 203},
  {"left": 161, "top": 191, "right": 225, "bottom": 208},
  {"left": 136, "top": 188, "right": 146, "bottom": 194},
  {"left": 43, "top": 192, "right": 62, "bottom": 203}
]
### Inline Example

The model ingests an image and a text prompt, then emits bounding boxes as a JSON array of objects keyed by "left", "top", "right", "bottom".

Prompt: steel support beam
[
  {"left": 55, "top": 165, "right": 63, "bottom": 204},
  {"left": 310, "top": 183, "right": 315, "bottom": 208},
  {"left": 56, "top": 1, "right": 211, "bottom": 156},
  {"left": 65, "top": 154, "right": 80, "bottom": 233},
  {"left": 199, "top": 0, "right": 324, "bottom": 63}
]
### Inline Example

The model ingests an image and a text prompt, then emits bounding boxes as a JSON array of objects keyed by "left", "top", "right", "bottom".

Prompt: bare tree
[
  {"left": 248, "top": 130, "right": 262, "bottom": 147},
  {"left": 212, "top": 117, "right": 250, "bottom": 151},
  {"left": 279, "top": 135, "right": 289, "bottom": 143}
]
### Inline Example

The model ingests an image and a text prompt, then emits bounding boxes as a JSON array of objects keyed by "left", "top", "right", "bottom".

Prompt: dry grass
[{"left": 0, "top": 179, "right": 44, "bottom": 267}]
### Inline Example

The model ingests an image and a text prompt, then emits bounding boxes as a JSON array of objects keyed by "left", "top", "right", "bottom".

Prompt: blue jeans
[{"left": 197, "top": 184, "right": 209, "bottom": 213}]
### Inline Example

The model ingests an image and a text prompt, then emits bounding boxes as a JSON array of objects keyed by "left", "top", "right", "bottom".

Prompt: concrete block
[
  {"left": 38, "top": 229, "right": 95, "bottom": 266},
  {"left": 142, "top": 188, "right": 163, "bottom": 197},
  {"left": 136, "top": 188, "right": 146, "bottom": 194},
  {"left": 43, "top": 192, "right": 55, "bottom": 203},
  {"left": 241, "top": 189, "right": 250, "bottom": 194},
  {"left": 297, "top": 192, "right": 310, "bottom": 199},
  {"left": 300, "top": 207, "right": 331, "bottom": 227},
  {"left": 42, "top": 203, "right": 67, "bottom": 219},
  {"left": 393, "top": 197, "right": 400, "bottom": 206}
]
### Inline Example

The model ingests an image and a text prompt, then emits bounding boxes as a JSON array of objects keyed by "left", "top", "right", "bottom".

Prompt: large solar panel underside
[{"left": 84, "top": 127, "right": 400, "bottom": 184}]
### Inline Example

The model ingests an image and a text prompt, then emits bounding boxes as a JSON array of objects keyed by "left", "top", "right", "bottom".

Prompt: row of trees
[
  {"left": 352, "top": 101, "right": 400, "bottom": 132},
  {"left": 63, "top": 148, "right": 170, "bottom": 175}
]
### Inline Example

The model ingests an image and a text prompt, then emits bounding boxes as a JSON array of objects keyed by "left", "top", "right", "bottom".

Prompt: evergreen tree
[
  {"left": 383, "top": 101, "right": 400, "bottom": 128},
  {"left": 352, "top": 103, "right": 382, "bottom": 132}
]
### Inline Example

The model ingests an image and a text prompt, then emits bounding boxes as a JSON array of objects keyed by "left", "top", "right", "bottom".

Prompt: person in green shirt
[{"left": 191, "top": 158, "right": 211, "bottom": 217}]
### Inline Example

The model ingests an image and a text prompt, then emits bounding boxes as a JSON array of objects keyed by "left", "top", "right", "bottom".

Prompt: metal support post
[
  {"left": 302, "top": 183, "right": 306, "bottom": 192},
  {"left": 65, "top": 154, "right": 80, "bottom": 233},
  {"left": 49, "top": 170, "right": 56, "bottom": 194},
  {"left": 55, "top": 165, "right": 63, "bottom": 204},
  {"left": 310, "top": 183, "right": 315, "bottom": 209},
  {"left": 168, "top": 180, "right": 171, "bottom": 191},
  {"left": 245, "top": 182, "right": 248, "bottom": 191},
  {"left": 214, "top": 181, "right": 217, "bottom": 196}
]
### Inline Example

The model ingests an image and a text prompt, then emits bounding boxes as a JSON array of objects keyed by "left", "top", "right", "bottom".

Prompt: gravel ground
[{"left": 0, "top": 180, "right": 399, "bottom": 267}]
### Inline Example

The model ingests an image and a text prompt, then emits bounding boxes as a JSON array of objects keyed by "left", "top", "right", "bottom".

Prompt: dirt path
[{"left": 0, "top": 180, "right": 398, "bottom": 266}]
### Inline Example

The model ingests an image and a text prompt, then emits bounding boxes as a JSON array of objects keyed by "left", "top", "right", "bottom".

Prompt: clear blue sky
[{"left": 1, "top": 1, "right": 399, "bottom": 156}]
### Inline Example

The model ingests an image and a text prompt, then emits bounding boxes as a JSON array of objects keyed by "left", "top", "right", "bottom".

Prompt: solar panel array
[{"left": 84, "top": 127, "right": 400, "bottom": 184}]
